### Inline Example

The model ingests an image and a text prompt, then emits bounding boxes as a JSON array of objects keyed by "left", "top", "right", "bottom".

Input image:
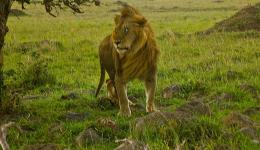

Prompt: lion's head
[{"left": 112, "top": 6, "right": 150, "bottom": 55}]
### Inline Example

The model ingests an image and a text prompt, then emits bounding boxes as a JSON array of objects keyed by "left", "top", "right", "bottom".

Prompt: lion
[
  {"left": 106, "top": 79, "right": 118, "bottom": 105},
  {"left": 95, "top": 5, "right": 160, "bottom": 116},
  {"left": 106, "top": 79, "right": 134, "bottom": 106}
]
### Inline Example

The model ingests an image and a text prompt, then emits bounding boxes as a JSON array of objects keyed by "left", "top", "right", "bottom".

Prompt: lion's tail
[{"left": 95, "top": 60, "right": 105, "bottom": 97}]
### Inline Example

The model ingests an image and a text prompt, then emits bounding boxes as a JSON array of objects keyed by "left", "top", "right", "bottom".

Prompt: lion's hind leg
[
  {"left": 144, "top": 77, "right": 157, "bottom": 112},
  {"left": 106, "top": 79, "right": 119, "bottom": 105}
]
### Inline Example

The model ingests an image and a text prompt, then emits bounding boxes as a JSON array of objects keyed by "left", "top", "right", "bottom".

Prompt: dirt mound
[
  {"left": 203, "top": 3, "right": 260, "bottom": 33},
  {"left": 134, "top": 101, "right": 211, "bottom": 133},
  {"left": 223, "top": 112, "right": 254, "bottom": 128}
]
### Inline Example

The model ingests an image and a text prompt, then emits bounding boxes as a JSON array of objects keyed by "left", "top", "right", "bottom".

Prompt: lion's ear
[
  {"left": 135, "top": 15, "right": 147, "bottom": 27},
  {"left": 114, "top": 14, "right": 120, "bottom": 24}
]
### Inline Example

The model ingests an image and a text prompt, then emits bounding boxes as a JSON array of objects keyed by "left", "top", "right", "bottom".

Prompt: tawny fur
[
  {"left": 106, "top": 79, "right": 119, "bottom": 105},
  {"left": 106, "top": 79, "right": 134, "bottom": 106},
  {"left": 96, "top": 5, "right": 160, "bottom": 116}
]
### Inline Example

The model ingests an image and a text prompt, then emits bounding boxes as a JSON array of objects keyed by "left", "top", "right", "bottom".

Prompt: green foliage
[
  {"left": 2, "top": 0, "right": 260, "bottom": 149},
  {"left": 176, "top": 117, "right": 222, "bottom": 149},
  {"left": 20, "top": 56, "right": 56, "bottom": 89},
  {"left": 134, "top": 123, "right": 179, "bottom": 148},
  {"left": 5, "top": 53, "right": 56, "bottom": 90},
  {"left": 1, "top": 88, "right": 22, "bottom": 114}
]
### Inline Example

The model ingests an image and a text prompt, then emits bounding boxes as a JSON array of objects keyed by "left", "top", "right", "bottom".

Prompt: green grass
[{"left": 2, "top": 0, "right": 260, "bottom": 149}]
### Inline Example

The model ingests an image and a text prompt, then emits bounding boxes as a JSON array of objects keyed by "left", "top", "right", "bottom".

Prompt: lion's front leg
[
  {"left": 145, "top": 77, "right": 157, "bottom": 112},
  {"left": 115, "top": 77, "right": 131, "bottom": 117}
]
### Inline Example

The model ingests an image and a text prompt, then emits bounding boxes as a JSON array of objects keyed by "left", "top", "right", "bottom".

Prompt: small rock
[
  {"left": 226, "top": 70, "right": 241, "bottom": 79},
  {"left": 49, "top": 124, "right": 64, "bottom": 134},
  {"left": 213, "top": 144, "right": 230, "bottom": 150},
  {"left": 25, "top": 143, "right": 61, "bottom": 150},
  {"left": 158, "top": 30, "right": 176, "bottom": 44},
  {"left": 171, "top": 67, "right": 181, "bottom": 73},
  {"left": 174, "top": 100, "right": 211, "bottom": 120},
  {"left": 98, "top": 97, "right": 116, "bottom": 110},
  {"left": 216, "top": 92, "right": 236, "bottom": 102},
  {"left": 23, "top": 95, "right": 47, "bottom": 100},
  {"left": 114, "top": 139, "right": 149, "bottom": 150},
  {"left": 243, "top": 107, "right": 260, "bottom": 116},
  {"left": 239, "top": 127, "right": 259, "bottom": 143},
  {"left": 162, "top": 84, "right": 182, "bottom": 99},
  {"left": 94, "top": 0, "right": 101, "bottom": 6},
  {"left": 134, "top": 101, "right": 210, "bottom": 133},
  {"left": 134, "top": 111, "right": 175, "bottom": 133},
  {"left": 128, "top": 95, "right": 138, "bottom": 103},
  {"left": 239, "top": 83, "right": 259, "bottom": 98},
  {"left": 223, "top": 112, "right": 254, "bottom": 128},
  {"left": 80, "top": 89, "right": 95, "bottom": 95},
  {"left": 97, "top": 118, "right": 117, "bottom": 129},
  {"left": 62, "top": 112, "right": 89, "bottom": 121},
  {"left": 75, "top": 128, "right": 101, "bottom": 147},
  {"left": 252, "top": 139, "right": 259, "bottom": 144},
  {"left": 175, "top": 140, "right": 186, "bottom": 150},
  {"left": 61, "top": 92, "right": 80, "bottom": 100},
  {"left": 131, "top": 103, "right": 146, "bottom": 112},
  {"left": 114, "top": 0, "right": 128, "bottom": 6},
  {"left": 212, "top": 0, "right": 224, "bottom": 3},
  {"left": 188, "top": 91, "right": 206, "bottom": 101},
  {"left": 21, "top": 124, "right": 35, "bottom": 132},
  {"left": 4, "top": 69, "right": 16, "bottom": 77}
]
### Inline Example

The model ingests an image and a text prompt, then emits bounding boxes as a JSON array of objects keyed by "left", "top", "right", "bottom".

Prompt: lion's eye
[{"left": 124, "top": 27, "right": 128, "bottom": 34}]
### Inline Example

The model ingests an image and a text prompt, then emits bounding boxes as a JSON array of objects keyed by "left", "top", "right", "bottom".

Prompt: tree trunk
[{"left": 0, "top": 0, "right": 11, "bottom": 107}]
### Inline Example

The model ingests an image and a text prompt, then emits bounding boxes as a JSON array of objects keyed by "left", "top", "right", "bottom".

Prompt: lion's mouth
[
  {"left": 117, "top": 47, "right": 129, "bottom": 51},
  {"left": 115, "top": 45, "right": 129, "bottom": 51},
  {"left": 113, "top": 43, "right": 130, "bottom": 52}
]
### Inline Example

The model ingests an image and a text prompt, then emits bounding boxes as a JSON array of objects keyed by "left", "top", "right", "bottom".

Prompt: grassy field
[{"left": 2, "top": 0, "right": 260, "bottom": 149}]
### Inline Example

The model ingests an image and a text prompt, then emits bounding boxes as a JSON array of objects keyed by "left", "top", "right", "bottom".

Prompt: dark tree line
[
  {"left": 16, "top": 0, "right": 30, "bottom": 9},
  {"left": 0, "top": 0, "right": 100, "bottom": 110}
]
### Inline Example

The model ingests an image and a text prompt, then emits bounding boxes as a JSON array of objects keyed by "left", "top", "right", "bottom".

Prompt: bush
[
  {"left": 0, "top": 86, "right": 22, "bottom": 114},
  {"left": 21, "top": 59, "right": 56, "bottom": 89}
]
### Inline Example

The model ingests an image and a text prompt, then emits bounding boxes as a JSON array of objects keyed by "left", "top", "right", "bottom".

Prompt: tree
[
  {"left": 16, "top": 0, "right": 30, "bottom": 10},
  {"left": 0, "top": 0, "right": 100, "bottom": 110}
]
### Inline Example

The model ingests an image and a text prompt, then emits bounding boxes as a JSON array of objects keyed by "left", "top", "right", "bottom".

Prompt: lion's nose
[{"left": 115, "top": 40, "right": 121, "bottom": 46}]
